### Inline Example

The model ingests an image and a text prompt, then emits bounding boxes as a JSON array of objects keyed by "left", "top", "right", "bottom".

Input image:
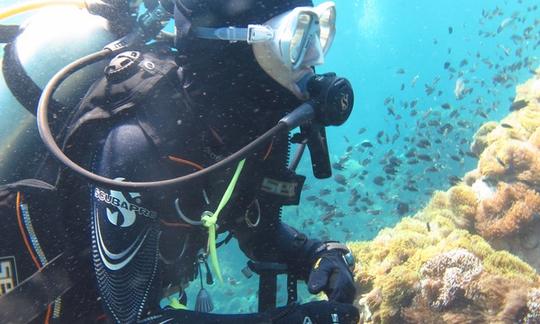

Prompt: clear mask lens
[
  {"left": 290, "top": 13, "right": 314, "bottom": 65},
  {"left": 318, "top": 6, "right": 336, "bottom": 52}
]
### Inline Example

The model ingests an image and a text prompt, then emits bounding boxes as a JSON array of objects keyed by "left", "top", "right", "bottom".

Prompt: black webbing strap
[
  {"left": 0, "top": 24, "right": 20, "bottom": 43},
  {"left": 2, "top": 42, "right": 65, "bottom": 116},
  {"left": 247, "top": 261, "right": 298, "bottom": 312},
  {"left": 0, "top": 251, "right": 88, "bottom": 323}
]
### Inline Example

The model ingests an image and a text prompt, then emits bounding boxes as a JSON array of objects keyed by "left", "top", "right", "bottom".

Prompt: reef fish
[{"left": 509, "top": 99, "right": 528, "bottom": 111}]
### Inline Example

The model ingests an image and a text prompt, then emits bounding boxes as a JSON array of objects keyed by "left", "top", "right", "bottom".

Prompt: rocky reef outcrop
[{"left": 348, "top": 68, "right": 540, "bottom": 323}]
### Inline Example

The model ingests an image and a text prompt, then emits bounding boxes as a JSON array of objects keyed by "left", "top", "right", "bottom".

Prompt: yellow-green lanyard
[{"left": 201, "top": 159, "right": 245, "bottom": 283}]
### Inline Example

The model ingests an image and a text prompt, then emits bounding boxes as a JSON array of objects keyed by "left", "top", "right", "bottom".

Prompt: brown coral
[
  {"left": 478, "top": 139, "right": 540, "bottom": 188},
  {"left": 475, "top": 182, "right": 540, "bottom": 239}
]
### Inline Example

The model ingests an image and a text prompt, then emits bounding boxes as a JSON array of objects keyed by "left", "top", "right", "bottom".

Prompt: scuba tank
[{"left": 0, "top": 5, "right": 120, "bottom": 183}]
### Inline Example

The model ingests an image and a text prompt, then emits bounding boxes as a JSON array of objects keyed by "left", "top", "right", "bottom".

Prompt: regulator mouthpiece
[{"left": 307, "top": 73, "right": 354, "bottom": 127}]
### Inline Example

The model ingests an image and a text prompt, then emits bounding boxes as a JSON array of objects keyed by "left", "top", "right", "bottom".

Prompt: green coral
[{"left": 483, "top": 250, "right": 537, "bottom": 282}]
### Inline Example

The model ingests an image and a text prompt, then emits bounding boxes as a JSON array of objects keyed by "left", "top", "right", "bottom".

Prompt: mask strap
[{"left": 192, "top": 25, "right": 273, "bottom": 44}]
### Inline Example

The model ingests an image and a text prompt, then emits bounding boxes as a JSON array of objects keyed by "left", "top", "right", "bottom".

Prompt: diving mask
[{"left": 191, "top": 2, "right": 336, "bottom": 100}]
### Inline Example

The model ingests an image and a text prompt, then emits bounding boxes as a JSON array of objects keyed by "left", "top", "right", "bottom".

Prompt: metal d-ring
[{"left": 244, "top": 199, "right": 261, "bottom": 228}]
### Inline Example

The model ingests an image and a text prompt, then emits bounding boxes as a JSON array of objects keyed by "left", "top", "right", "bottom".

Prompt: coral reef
[
  {"left": 475, "top": 182, "right": 540, "bottom": 239},
  {"left": 470, "top": 121, "right": 498, "bottom": 156},
  {"left": 447, "top": 185, "right": 478, "bottom": 230},
  {"left": 419, "top": 249, "right": 483, "bottom": 310},
  {"left": 348, "top": 214, "right": 539, "bottom": 323},
  {"left": 348, "top": 70, "right": 540, "bottom": 323},
  {"left": 478, "top": 139, "right": 540, "bottom": 187},
  {"left": 526, "top": 288, "right": 540, "bottom": 323}
]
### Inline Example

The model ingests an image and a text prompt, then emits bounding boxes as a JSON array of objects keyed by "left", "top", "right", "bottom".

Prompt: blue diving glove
[{"left": 307, "top": 243, "right": 357, "bottom": 304}]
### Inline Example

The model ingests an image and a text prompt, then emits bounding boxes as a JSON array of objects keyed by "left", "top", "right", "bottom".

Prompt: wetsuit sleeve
[
  {"left": 90, "top": 118, "right": 169, "bottom": 323},
  {"left": 232, "top": 200, "right": 323, "bottom": 280}
]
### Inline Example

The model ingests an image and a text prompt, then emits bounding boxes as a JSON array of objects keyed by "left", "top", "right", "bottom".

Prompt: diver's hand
[
  {"left": 271, "top": 301, "right": 359, "bottom": 324},
  {"left": 307, "top": 251, "right": 356, "bottom": 304}
]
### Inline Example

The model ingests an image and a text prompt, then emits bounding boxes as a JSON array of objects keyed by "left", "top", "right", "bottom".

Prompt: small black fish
[
  {"left": 441, "top": 103, "right": 451, "bottom": 110},
  {"left": 319, "top": 189, "right": 331, "bottom": 196},
  {"left": 396, "top": 202, "right": 409, "bottom": 216},
  {"left": 334, "top": 174, "right": 348, "bottom": 186},
  {"left": 450, "top": 155, "right": 462, "bottom": 162},
  {"left": 459, "top": 59, "right": 468, "bottom": 67},
  {"left": 396, "top": 68, "right": 405, "bottom": 74},
  {"left": 496, "top": 156, "right": 506, "bottom": 167},
  {"left": 500, "top": 123, "right": 513, "bottom": 128},
  {"left": 361, "top": 140, "right": 374, "bottom": 148},
  {"left": 336, "top": 187, "right": 346, "bottom": 193},
  {"left": 448, "top": 26, "right": 453, "bottom": 34},
  {"left": 373, "top": 176, "right": 385, "bottom": 186},
  {"left": 306, "top": 195, "right": 318, "bottom": 201},
  {"left": 417, "top": 154, "right": 432, "bottom": 161},
  {"left": 444, "top": 62, "right": 451, "bottom": 69},
  {"left": 358, "top": 127, "right": 367, "bottom": 135},
  {"left": 510, "top": 99, "right": 528, "bottom": 111},
  {"left": 416, "top": 139, "right": 431, "bottom": 148},
  {"left": 332, "top": 162, "right": 345, "bottom": 171},
  {"left": 405, "top": 149, "right": 416, "bottom": 158},
  {"left": 367, "top": 209, "right": 382, "bottom": 216},
  {"left": 439, "top": 123, "right": 454, "bottom": 134},
  {"left": 449, "top": 110, "right": 459, "bottom": 118},
  {"left": 448, "top": 175, "right": 461, "bottom": 185}
]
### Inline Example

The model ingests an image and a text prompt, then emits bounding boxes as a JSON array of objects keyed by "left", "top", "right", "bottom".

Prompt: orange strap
[
  {"left": 263, "top": 138, "right": 274, "bottom": 160},
  {"left": 168, "top": 155, "right": 204, "bottom": 170},
  {"left": 160, "top": 219, "right": 192, "bottom": 228}
]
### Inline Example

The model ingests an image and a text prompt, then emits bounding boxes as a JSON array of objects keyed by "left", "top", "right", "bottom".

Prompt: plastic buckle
[{"left": 247, "top": 24, "right": 274, "bottom": 44}]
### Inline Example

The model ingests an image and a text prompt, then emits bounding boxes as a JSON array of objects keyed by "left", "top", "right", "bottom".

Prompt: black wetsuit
[{"left": 64, "top": 41, "right": 323, "bottom": 322}]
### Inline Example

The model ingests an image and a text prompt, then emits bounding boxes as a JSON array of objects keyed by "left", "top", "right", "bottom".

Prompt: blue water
[{"left": 1, "top": 0, "right": 539, "bottom": 316}]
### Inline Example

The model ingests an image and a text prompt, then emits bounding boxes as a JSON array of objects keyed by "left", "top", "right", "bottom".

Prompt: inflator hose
[{"left": 36, "top": 48, "right": 290, "bottom": 190}]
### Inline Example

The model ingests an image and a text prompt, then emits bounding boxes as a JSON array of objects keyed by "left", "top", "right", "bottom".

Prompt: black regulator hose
[{"left": 36, "top": 50, "right": 295, "bottom": 190}]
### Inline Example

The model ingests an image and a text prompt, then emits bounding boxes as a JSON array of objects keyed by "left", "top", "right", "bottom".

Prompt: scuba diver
[{"left": 0, "top": 0, "right": 359, "bottom": 323}]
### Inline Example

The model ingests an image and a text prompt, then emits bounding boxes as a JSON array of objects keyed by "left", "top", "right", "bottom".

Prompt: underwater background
[{"left": 1, "top": 0, "right": 540, "bottom": 320}]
